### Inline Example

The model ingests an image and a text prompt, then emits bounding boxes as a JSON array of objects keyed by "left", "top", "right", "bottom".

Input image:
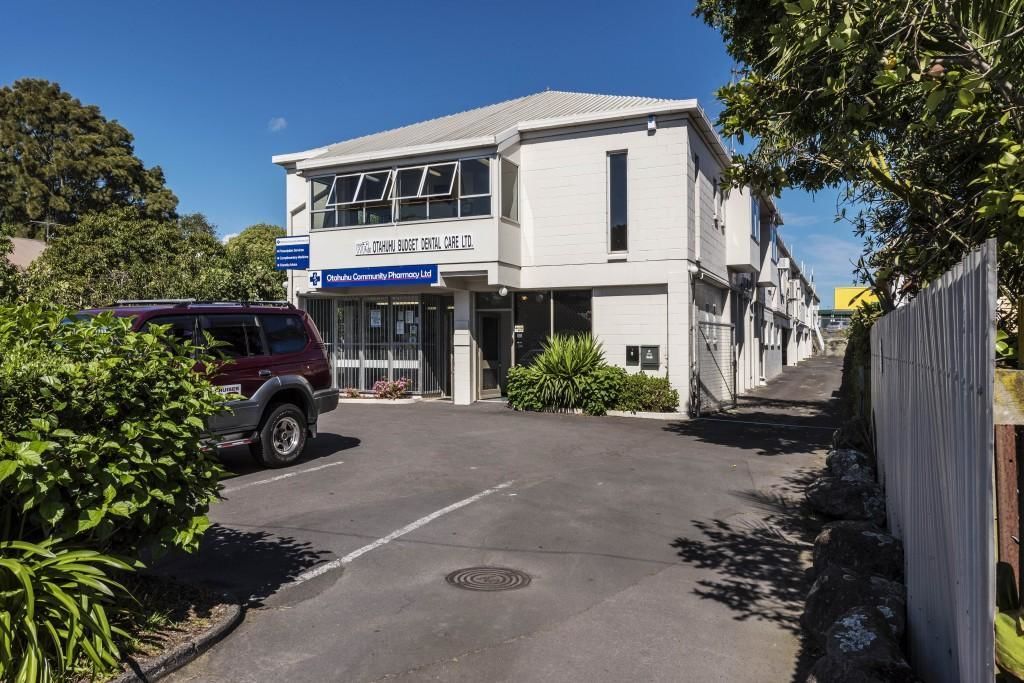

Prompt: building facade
[{"left": 272, "top": 91, "right": 821, "bottom": 410}]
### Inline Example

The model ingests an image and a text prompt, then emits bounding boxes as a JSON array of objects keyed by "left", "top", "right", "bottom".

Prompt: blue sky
[{"left": 2, "top": 0, "right": 862, "bottom": 307}]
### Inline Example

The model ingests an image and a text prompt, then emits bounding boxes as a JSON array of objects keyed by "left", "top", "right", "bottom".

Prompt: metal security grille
[
  {"left": 299, "top": 294, "right": 453, "bottom": 395},
  {"left": 301, "top": 296, "right": 335, "bottom": 373},
  {"left": 695, "top": 322, "right": 736, "bottom": 415}
]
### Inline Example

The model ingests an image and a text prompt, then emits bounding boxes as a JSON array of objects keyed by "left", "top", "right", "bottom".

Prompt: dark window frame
[
  {"left": 608, "top": 151, "right": 628, "bottom": 253},
  {"left": 199, "top": 313, "right": 267, "bottom": 359},
  {"left": 259, "top": 314, "right": 310, "bottom": 355}
]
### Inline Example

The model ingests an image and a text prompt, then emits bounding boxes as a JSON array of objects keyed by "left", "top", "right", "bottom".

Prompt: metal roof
[{"left": 275, "top": 90, "right": 725, "bottom": 170}]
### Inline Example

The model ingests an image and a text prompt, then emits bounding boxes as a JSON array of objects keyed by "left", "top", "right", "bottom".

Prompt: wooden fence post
[{"left": 996, "top": 424, "right": 1022, "bottom": 586}]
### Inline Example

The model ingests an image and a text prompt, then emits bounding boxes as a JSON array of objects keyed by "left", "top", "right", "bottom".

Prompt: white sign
[
  {"left": 370, "top": 309, "right": 382, "bottom": 328},
  {"left": 354, "top": 233, "right": 473, "bottom": 256},
  {"left": 217, "top": 383, "right": 243, "bottom": 397}
]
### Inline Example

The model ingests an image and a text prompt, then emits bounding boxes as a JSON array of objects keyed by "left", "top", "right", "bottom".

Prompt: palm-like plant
[
  {"left": 0, "top": 540, "right": 133, "bottom": 682},
  {"left": 531, "top": 334, "right": 607, "bottom": 410}
]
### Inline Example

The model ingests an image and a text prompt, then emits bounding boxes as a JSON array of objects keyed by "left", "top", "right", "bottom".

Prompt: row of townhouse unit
[{"left": 272, "top": 91, "right": 822, "bottom": 413}]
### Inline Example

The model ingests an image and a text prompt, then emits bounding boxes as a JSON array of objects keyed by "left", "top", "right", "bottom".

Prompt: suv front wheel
[{"left": 255, "top": 403, "right": 308, "bottom": 468}]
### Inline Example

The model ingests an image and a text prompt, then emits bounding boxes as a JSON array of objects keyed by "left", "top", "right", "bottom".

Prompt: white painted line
[
  {"left": 286, "top": 480, "right": 515, "bottom": 586},
  {"left": 221, "top": 461, "right": 346, "bottom": 494},
  {"left": 697, "top": 417, "right": 837, "bottom": 431}
]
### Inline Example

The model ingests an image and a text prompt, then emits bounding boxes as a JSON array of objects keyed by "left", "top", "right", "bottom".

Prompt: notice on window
[
  {"left": 396, "top": 320, "right": 405, "bottom": 335},
  {"left": 370, "top": 309, "right": 382, "bottom": 328},
  {"left": 405, "top": 310, "right": 414, "bottom": 324}
]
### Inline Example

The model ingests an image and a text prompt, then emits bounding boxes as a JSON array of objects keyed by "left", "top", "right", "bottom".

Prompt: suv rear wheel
[{"left": 255, "top": 403, "right": 307, "bottom": 468}]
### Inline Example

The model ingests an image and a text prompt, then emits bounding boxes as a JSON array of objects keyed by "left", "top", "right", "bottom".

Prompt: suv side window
[
  {"left": 201, "top": 314, "right": 266, "bottom": 358},
  {"left": 142, "top": 315, "right": 199, "bottom": 346},
  {"left": 260, "top": 314, "right": 308, "bottom": 355}
]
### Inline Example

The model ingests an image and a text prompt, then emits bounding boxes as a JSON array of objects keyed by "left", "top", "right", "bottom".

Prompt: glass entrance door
[{"left": 478, "top": 311, "right": 510, "bottom": 399}]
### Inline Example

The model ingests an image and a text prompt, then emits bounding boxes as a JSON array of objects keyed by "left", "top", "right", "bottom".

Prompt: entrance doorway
[{"left": 477, "top": 311, "right": 511, "bottom": 399}]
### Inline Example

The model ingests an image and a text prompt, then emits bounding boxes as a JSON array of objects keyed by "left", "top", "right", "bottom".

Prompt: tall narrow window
[
  {"left": 693, "top": 155, "right": 701, "bottom": 232},
  {"left": 608, "top": 152, "right": 627, "bottom": 252},
  {"left": 751, "top": 199, "right": 761, "bottom": 242},
  {"left": 501, "top": 158, "right": 519, "bottom": 222}
]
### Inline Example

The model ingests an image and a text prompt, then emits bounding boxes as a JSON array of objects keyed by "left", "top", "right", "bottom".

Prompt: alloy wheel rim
[{"left": 272, "top": 416, "right": 300, "bottom": 456}]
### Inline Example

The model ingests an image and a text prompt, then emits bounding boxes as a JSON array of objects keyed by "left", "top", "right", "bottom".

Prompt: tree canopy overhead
[
  {"left": 695, "top": 0, "right": 1024, "bottom": 316},
  {"left": 0, "top": 79, "right": 178, "bottom": 228}
]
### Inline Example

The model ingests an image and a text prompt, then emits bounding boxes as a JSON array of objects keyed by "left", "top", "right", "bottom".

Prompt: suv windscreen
[
  {"left": 260, "top": 315, "right": 308, "bottom": 354},
  {"left": 201, "top": 314, "right": 265, "bottom": 358}
]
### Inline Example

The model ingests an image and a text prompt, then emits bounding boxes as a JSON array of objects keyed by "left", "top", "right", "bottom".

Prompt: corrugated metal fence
[{"left": 870, "top": 239, "right": 997, "bottom": 682}]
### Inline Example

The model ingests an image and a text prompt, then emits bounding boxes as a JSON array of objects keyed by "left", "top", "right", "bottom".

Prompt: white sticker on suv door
[{"left": 217, "top": 384, "right": 243, "bottom": 397}]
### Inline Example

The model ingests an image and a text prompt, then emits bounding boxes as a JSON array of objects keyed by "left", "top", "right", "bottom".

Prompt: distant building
[{"left": 834, "top": 285, "right": 878, "bottom": 311}]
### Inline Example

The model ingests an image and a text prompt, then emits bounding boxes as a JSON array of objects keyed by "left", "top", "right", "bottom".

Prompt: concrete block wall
[{"left": 592, "top": 285, "right": 668, "bottom": 376}]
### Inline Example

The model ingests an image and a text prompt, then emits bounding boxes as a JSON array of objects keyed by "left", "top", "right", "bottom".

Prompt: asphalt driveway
[{"left": 160, "top": 356, "right": 842, "bottom": 683}]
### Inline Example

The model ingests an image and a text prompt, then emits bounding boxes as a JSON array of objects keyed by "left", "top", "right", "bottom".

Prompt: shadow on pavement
[
  {"left": 671, "top": 467, "right": 824, "bottom": 679},
  {"left": 662, "top": 416, "right": 835, "bottom": 456},
  {"left": 218, "top": 432, "right": 361, "bottom": 477},
  {"left": 153, "top": 524, "right": 331, "bottom": 607}
]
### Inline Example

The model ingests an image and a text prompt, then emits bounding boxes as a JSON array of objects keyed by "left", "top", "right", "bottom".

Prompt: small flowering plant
[
  {"left": 342, "top": 387, "right": 361, "bottom": 399},
  {"left": 373, "top": 377, "right": 411, "bottom": 400}
]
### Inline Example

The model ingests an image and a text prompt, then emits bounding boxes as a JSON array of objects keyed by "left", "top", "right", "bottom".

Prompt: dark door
[{"left": 478, "top": 312, "right": 509, "bottom": 399}]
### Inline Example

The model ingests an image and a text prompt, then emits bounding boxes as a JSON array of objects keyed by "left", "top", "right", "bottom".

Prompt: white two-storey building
[{"left": 272, "top": 91, "right": 821, "bottom": 410}]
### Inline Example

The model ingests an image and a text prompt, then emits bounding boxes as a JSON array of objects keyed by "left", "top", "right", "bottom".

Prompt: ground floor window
[
  {"left": 508, "top": 289, "right": 593, "bottom": 366},
  {"left": 300, "top": 294, "right": 453, "bottom": 395}
]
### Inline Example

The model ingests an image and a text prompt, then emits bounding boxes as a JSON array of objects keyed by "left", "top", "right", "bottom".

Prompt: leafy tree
[
  {"left": 22, "top": 208, "right": 231, "bottom": 308},
  {"left": 0, "top": 79, "right": 178, "bottom": 228},
  {"left": 0, "top": 225, "right": 19, "bottom": 303},
  {"left": 695, "top": 0, "right": 1023, "bottom": 326},
  {"left": 224, "top": 223, "right": 287, "bottom": 301}
]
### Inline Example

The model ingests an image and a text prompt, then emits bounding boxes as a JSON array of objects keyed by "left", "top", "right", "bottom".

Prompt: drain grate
[{"left": 445, "top": 567, "right": 531, "bottom": 592}]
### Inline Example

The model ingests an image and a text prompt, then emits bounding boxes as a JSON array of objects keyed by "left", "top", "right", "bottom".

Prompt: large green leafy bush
[
  {"left": 614, "top": 373, "right": 680, "bottom": 413},
  {"left": 0, "top": 540, "right": 132, "bottom": 683},
  {"left": 0, "top": 304, "right": 227, "bottom": 556},
  {"left": 531, "top": 334, "right": 607, "bottom": 411}
]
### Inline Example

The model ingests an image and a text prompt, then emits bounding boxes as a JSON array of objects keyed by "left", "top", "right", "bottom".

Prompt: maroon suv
[{"left": 78, "top": 300, "right": 339, "bottom": 468}]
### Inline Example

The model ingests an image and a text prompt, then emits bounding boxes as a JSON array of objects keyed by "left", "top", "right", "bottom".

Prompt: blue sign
[
  {"left": 275, "top": 236, "right": 310, "bottom": 270},
  {"left": 307, "top": 264, "right": 438, "bottom": 289}
]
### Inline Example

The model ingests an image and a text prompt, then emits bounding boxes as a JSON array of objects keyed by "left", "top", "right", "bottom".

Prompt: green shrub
[
  {"left": 0, "top": 304, "right": 227, "bottom": 556},
  {"left": 506, "top": 366, "right": 543, "bottom": 412},
  {"left": 614, "top": 372, "right": 680, "bottom": 413},
  {"left": 0, "top": 539, "right": 133, "bottom": 682},
  {"left": 506, "top": 336, "right": 626, "bottom": 416},
  {"left": 578, "top": 365, "right": 627, "bottom": 416},
  {"left": 839, "top": 302, "right": 881, "bottom": 420},
  {"left": 531, "top": 334, "right": 607, "bottom": 411}
]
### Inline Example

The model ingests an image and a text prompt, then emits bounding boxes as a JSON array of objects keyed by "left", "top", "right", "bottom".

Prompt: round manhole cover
[{"left": 445, "top": 567, "right": 531, "bottom": 592}]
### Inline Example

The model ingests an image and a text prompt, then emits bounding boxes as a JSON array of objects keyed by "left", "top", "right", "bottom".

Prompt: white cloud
[
  {"left": 220, "top": 232, "right": 239, "bottom": 244},
  {"left": 267, "top": 116, "right": 288, "bottom": 133}
]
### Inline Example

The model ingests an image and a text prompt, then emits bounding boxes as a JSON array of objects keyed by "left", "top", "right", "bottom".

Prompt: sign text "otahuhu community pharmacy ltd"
[{"left": 307, "top": 264, "right": 438, "bottom": 289}]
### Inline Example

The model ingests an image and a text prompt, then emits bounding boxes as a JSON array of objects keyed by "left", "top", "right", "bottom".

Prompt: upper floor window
[
  {"left": 693, "top": 154, "right": 701, "bottom": 231},
  {"left": 771, "top": 222, "right": 779, "bottom": 263},
  {"left": 500, "top": 158, "right": 519, "bottom": 222},
  {"left": 713, "top": 177, "right": 725, "bottom": 231},
  {"left": 751, "top": 200, "right": 761, "bottom": 242},
  {"left": 608, "top": 151, "right": 628, "bottom": 252},
  {"left": 310, "top": 156, "right": 491, "bottom": 230}
]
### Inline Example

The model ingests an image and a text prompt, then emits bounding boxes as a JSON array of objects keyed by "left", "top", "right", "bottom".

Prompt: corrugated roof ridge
[
  {"left": 313, "top": 90, "right": 683, "bottom": 158},
  {"left": 314, "top": 92, "right": 540, "bottom": 158}
]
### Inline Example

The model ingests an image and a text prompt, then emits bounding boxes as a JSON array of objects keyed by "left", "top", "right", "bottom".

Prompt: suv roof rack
[
  {"left": 115, "top": 299, "right": 195, "bottom": 306},
  {"left": 113, "top": 299, "right": 295, "bottom": 309}
]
